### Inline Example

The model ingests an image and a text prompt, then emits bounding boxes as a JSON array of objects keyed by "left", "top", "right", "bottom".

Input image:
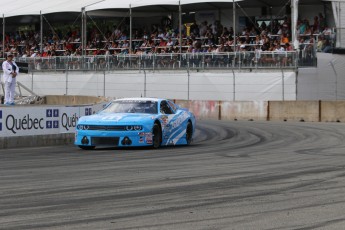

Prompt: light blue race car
[{"left": 75, "top": 98, "right": 196, "bottom": 150}]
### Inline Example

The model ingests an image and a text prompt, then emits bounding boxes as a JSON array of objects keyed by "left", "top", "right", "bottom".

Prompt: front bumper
[{"left": 74, "top": 130, "right": 153, "bottom": 147}]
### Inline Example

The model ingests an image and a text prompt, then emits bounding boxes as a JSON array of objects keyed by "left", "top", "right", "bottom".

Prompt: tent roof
[{"left": 0, "top": 0, "right": 325, "bottom": 18}]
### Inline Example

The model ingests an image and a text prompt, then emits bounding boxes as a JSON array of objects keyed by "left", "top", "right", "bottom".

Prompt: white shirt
[{"left": 2, "top": 60, "right": 19, "bottom": 83}]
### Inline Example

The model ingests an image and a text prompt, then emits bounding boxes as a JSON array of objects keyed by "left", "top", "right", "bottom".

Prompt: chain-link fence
[{"left": 12, "top": 52, "right": 299, "bottom": 72}]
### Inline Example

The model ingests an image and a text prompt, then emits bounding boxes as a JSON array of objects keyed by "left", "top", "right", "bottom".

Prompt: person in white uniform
[{"left": 2, "top": 52, "right": 19, "bottom": 105}]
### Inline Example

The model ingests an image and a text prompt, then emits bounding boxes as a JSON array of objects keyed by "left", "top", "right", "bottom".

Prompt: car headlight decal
[
  {"left": 126, "top": 126, "right": 134, "bottom": 131},
  {"left": 134, "top": 125, "right": 142, "bottom": 130},
  {"left": 77, "top": 125, "right": 89, "bottom": 130}
]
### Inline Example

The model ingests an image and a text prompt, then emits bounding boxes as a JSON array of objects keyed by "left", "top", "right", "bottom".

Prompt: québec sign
[{"left": 0, "top": 104, "right": 104, "bottom": 137}]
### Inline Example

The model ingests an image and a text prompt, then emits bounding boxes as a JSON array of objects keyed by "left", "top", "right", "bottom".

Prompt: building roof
[{"left": 0, "top": 0, "right": 325, "bottom": 18}]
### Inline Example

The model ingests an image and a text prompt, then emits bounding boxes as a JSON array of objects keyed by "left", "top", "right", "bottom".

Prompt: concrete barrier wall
[
  {"left": 44, "top": 95, "right": 107, "bottom": 105},
  {"left": 37, "top": 96, "right": 341, "bottom": 124},
  {"left": 268, "top": 101, "right": 320, "bottom": 122},
  {"left": 176, "top": 100, "right": 345, "bottom": 123},
  {"left": 321, "top": 101, "right": 345, "bottom": 122},
  {"left": 175, "top": 100, "right": 220, "bottom": 120},
  {"left": 0, "top": 133, "right": 74, "bottom": 149},
  {"left": 221, "top": 101, "right": 268, "bottom": 121}
]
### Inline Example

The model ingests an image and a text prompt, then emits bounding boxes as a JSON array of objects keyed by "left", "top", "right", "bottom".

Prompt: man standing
[{"left": 2, "top": 52, "right": 19, "bottom": 105}]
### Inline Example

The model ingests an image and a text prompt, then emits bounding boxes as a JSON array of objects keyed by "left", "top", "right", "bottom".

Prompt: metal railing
[
  {"left": 1, "top": 81, "right": 42, "bottom": 104},
  {"left": 10, "top": 51, "right": 300, "bottom": 72}
]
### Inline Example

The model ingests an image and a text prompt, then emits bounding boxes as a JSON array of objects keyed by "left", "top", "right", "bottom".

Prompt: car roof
[{"left": 114, "top": 97, "right": 162, "bottom": 102}]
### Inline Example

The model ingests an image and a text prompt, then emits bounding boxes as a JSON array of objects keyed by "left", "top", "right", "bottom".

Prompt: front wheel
[
  {"left": 78, "top": 145, "right": 95, "bottom": 150},
  {"left": 152, "top": 123, "right": 162, "bottom": 149},
  {"left": 186, "top": 121, "right": 193, "bottom": 145}
]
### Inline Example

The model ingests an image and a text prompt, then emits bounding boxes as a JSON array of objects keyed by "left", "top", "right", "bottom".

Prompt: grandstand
[{"left": 0, "top": 0, "right": 344, "bottom": 101}]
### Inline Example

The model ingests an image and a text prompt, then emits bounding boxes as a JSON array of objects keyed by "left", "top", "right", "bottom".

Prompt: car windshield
[{"left": 102, "top": 100, "right": 158, "bottom": 114}]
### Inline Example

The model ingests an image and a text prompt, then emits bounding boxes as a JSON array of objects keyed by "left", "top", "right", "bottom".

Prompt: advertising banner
[{"left": 0, "top": 103, "right": 107, "bottom": 137}]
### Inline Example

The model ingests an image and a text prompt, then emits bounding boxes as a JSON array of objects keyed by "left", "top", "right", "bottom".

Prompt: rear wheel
[
  {"left": 186, "top": 121, "right": 193, "bottom": 145},
  {"left": 152, "top": 123, "right": 162, "bottom": 149},
  {"left": 78, "top": 145, "right": 95, "bottom": 150}
]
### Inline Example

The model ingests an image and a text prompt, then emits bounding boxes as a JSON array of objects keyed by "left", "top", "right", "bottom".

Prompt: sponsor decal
[
  {"left": 139, "top": 137, "right": 144, "bottom": 143},
  {"left": 101, "top": 115, "right": 124, "bottom": 122},
  {"left": 139, "top": 132, "right": 152, "bottom": 137},
  {"left": 145, "top": 133, "right": 153, "bottom": 144},
  {"left": 146, "top": 139, "right": 152, "bottom": 144},
  {"left": 170, "top": 112, "right": 189, "bottom": 129},
  {"left": 161, "top": 115, "right": 169, "bottom": 124}
]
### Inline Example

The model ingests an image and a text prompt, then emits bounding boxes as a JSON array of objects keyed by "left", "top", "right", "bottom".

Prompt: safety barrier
[
  {"left": 178, "top": 100, "right": 345, "bottom": 123},
  {"left": 1, "top": 99, "right": 345, "bottom": 149},
  {"left": 0, "top": 99, "right": 107, "bottom": 148}
]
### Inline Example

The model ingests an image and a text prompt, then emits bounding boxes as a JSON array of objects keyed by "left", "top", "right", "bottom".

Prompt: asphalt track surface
[{"left": 1, "top": 120, "right": 345, "bottom": 230}]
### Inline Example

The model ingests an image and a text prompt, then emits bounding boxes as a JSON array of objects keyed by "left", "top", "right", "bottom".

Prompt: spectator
[
  {"left": 313, "top": 16, "right": 319, "bottom": 33},
  {"left": 166, "top": 37, "right": 174, "bottom": 46},
  {"left": 220, "top": 27, "right": 230, "bottom": 38},
  {"left": 317, "top": 36, "right": 324, "bottom": 52},
  {"left": 322, "top": 39, "right": 332, "bottom": 53},
  {"left": 158, "top": 38, "right": 167, "bottom": 47},
  {"left": 298, "top": 19, "right": 308, "bottom": 35},
  {"left": 199, "top": 21, "right": 208, "bottom": 37},
  {"left": 319, "top": 13, "right": 325, "bottom": 31},
  {"left": 190, "top": 21, "right": 200, "bottom": 37},
  {"left": 2, "top": 52, "right": 19, "bottom": 105},
  {"left": 30, "top": 50, "right": 36, "bottom": 57},
  {"left": 285, "top": 43, "right": 293, "bottom": 51},
  {"left": 281, "top": 33, "right": 289, "bottom": 44},
  {"left": 322, "top": 26, "right": 332, "bottom": 39}
]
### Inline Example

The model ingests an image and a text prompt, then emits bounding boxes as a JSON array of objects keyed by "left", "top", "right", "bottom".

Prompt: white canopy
[
  {"left": 87, "top": 0, "right": 242, "bottom": 11},
  {"left": 0, "top": 0, "right": 97, "bottom": 17},
  {"left": 0, "top": 0, "right": 242, "bottom": 17}
]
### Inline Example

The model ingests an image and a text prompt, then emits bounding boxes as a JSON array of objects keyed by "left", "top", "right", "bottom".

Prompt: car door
[
  {"left": 159, "top": 100, "right": 177, "bottom": 144},
  {"left": 167, "top": 100, "right": 190, "bottom": 144}
]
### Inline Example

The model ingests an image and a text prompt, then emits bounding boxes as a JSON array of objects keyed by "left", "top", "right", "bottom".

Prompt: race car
[{"left": 75, "top": 98, "right": 196, "bottom": 149}]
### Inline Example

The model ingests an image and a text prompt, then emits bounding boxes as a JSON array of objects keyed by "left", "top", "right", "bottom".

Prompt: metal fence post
[
  {"left": 144, "top": 69, "right": 147, "bottom": 97},
  {"left": 65, "top": 65, "right": 68, "bottom": 95},
  {"left": 281, "top": 69, "right": 285, "bottom": 101},
  {"left": 232, "top": 68, "right": 236, "bottom": 101},
  {"left": 330, "top": 60, "right": 338, "bottom": 100},
  {"left": 31, "top": 72, "right": 34, "bottom": 92},
  {"left": 103, "top": 70, "right": 106, "bottom": 97},
  {"left": 187, "top": 68, "right": 190, "bottom": 100}
]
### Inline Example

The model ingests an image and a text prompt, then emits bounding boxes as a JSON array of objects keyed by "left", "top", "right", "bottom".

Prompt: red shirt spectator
[{"left": 158, "top": 38, "right": 167, "bottom": 47}]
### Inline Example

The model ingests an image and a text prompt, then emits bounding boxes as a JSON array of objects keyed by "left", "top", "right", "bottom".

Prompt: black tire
[
  {"left": 152, "top": 123, "right": 162, "bottom": 149},
  {"left": 78, "top": 145, "right": 95, "bottom": 150},
  {"left": 186, "top": 121, "right": 193, "bottom": 145}
]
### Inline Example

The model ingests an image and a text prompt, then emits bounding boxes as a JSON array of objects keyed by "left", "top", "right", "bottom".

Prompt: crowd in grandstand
[{"left": 1, "top": 12, "right": 335, "bottom": 59}]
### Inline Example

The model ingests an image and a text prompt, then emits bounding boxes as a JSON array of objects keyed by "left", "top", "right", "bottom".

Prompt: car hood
[{"left": 78, "top": 112, "right": 156, "bottom": 125}]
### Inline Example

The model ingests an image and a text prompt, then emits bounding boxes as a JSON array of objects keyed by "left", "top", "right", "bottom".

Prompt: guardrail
[
  {"left": 1, "top": 99, "right": 345, "bottom": 149},
  {"left": 10, "top": 51, "right": 300, "bottom": 72}
]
